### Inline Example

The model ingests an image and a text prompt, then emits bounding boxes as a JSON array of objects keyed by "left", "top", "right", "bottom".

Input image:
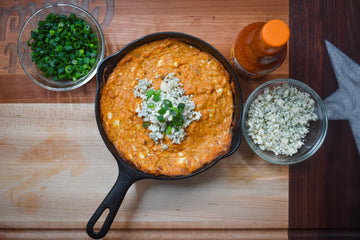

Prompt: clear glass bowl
[
  {"left": 17, "top": 3, "right": 105, "bottom": 91},
  {"left": 242, "top": 79, "right": 328, "bottom": 165}
]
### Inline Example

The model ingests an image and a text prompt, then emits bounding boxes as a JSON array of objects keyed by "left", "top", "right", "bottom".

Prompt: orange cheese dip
[{"left": 100, "top": 39, "right": 234, "bottom": 176}]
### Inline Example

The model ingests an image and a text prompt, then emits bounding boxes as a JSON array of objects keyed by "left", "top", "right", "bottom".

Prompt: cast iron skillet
[{"left": 86, "top": 32, "right": 243, "bottom": 239}]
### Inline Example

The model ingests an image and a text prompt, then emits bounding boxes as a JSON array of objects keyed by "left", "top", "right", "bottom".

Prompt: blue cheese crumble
[
  {"left": 246, "top": 84, "right": 318, "bottom": 156},
  {"left": 134, "top": 73, "right": 202, "bottom": 147}
]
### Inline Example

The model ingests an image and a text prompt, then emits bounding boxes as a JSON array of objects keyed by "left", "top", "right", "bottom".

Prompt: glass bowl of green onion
[{"left": 18, "top": 3, "right": 105, "bottom": 91}]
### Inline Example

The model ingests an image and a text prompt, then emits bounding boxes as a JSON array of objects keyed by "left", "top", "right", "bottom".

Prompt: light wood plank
[
  {"left": 0, "top": 229, "right": 288, "bottom": 240},
  {"left": 0, "top": 0, "right": 288, "bottom": 103},
  {"left": 0, "top": 104, "right": 288, "bottom": 229}
]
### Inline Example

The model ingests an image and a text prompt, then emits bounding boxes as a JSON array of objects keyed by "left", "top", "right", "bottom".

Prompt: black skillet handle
[{"left": 86, "top": 167, "right": 143, "bottom": 239}]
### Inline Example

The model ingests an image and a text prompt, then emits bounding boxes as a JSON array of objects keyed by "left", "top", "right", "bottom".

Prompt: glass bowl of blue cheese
[{"left": 242, "top": 78, "right": 328, "bottom": 165}]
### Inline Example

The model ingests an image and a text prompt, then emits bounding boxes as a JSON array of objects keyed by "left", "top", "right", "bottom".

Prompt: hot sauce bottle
[{"left": 230, "top": 20, "right": 290, "bottom": 79}]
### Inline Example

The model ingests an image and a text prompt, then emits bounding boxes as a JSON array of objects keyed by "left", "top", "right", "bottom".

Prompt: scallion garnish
[
  {"left": 158, "top": 107, "right": 167, "bottom": 115},
  {"left": 164, "top": 126, "right": 172, "bottom": 135},
  {"left": 157, "top": 115, "right": 165, "bottom": 122},
  {"left": 146, "top": 89, "right": 155, "bottom": 99},
  {"left": 162, "top": 99, "right": 172, "bottom": 108},
  {"left": 27, "top": 13, "right": 99, "bottom": 81},
  {"left": 172, "top": 115, "right": 185, "bottom": 126},
  {"left": 153, "top": 90, "right": 161, "bottom": 102},
  {"left": 178, "top": 103, "right": 185, "bottom": 113},
  {"left": 169, "top": 107, "right": 178, "bottom": 117},
  {"left": 151, "top": 99, "right": 186, "bottom": 129},
  {"left": 147, "top": 102, "right": 155, "bottom": 108}
]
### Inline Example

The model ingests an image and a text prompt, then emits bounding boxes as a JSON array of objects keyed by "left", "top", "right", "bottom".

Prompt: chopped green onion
[
  {"left": 172, "top": 115, "right": 184, "bottom": 126},
  {"left": 64, "top": 45, "right": 73, "bottom": 51},
  {"left": 147, "top": 102, "right": 155, "bottom": 108},
  {"left": 146, "top": 89, "right": 155, "bottom": 99},
  {"left": 162, "top": 99, "right": 172, "bottom": 108},
  {"left": 164, "top": 126, "right": 172, "bottom": 135},
  {"left": 83, "top": 57, "right": 90, "bottom": 65},
  {"left": 58, "top": 22, "right": 64, "bottom": 32},
  {"left": 157, "top": 115, "right": 165, "bottom": 122},
  {"left": 28, "top": 13, "right": 99, "bottom": 81},
  {"left": 73, "top": 42, "right": 80, "bottom": 49},
  {"left": 169, "top": 107, "right": 178, "bottom": 117},
  {"left": 142, "top": 122, "right": 150, "bottom": 128},
  {"left": 158, "top": 107, "right": 167, "bottom": 115},
  {"left": 178, "top": 103, "right": 185, "bottom": 112},
  {"left": 153, "top": 90, "right": 161, "bottom": 102},
  {"left": 65, "top": 65, "right": 73, "bottom": 73},
  {"left": 58, "top": 67, "right": 65, "bottom": 74}
]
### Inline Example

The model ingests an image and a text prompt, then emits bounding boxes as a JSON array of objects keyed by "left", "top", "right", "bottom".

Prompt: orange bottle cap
[{"left": 261, "top": 20, "right": 290, "bottom": 48}]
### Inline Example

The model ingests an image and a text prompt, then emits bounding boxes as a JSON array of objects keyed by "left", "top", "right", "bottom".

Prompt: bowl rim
[
  {"left": 241, "top": 78, "right": 328, "bottom": 165},
  {"left": 17, "top": 3, "right": 105, "bottom": 91}
]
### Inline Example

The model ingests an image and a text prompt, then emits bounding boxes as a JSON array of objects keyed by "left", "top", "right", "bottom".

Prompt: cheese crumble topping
[
  {"left": 134, "top": 73, "right": 202, "bottom": 146},
  {"left": 246, "top": 84, "right": 318, "bottom": 156}
]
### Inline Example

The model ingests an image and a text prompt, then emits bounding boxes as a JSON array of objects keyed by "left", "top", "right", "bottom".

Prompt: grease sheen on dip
[{"left": 100, "top": 39, "right": 234, "bottom": 176}]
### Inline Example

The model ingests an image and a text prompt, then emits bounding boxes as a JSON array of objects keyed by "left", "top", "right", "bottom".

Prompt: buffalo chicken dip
[{"left": 100, "top": 39, "right": 234, "bottom": 176}]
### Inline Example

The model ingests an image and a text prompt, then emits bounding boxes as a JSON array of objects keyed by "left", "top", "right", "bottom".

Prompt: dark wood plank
[{"left": 289, "top": 0, "right": 360, "bottom": 237}]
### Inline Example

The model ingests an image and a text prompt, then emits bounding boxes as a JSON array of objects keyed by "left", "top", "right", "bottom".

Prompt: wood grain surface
[
  {"left": 0, "top": 0, "right": 288, "bottom": 103},
  {"left": 0, "top": 229, "right": 288, "bottom": 240},
  {"left": 0, "top": 0, "right": 289, "bottom": 239},
  {"left": 289, "top": 0, "right": 360, "bottom": 238},
  {"left": 0, "top": 104, "right": 288, "bottom": 233}
]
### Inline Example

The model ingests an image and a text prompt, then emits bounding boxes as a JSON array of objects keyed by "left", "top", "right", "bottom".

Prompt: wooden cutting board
[
  {"left": 0, "top": 103, "right": 288, "bottom": 229},
  {"left": 0, "top": 0, "right": 290, "bottom": 239}
]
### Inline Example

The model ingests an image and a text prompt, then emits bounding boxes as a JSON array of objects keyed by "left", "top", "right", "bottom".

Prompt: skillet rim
[{"left": 95, "top": 31, "right": 243, "bottom": 180}]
